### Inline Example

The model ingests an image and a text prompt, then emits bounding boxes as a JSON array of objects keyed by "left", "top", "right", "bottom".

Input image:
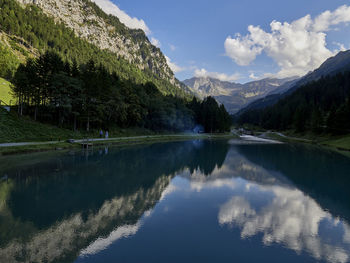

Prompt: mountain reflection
[
  {"left": 0, "top": 140, "right": 229, "bottom": 263},
  {"left": 180, "top": 144, "right": 350, "bottom": 263},
  {"left": 1, "top": 141, "right": 350, "bottom": 263}
]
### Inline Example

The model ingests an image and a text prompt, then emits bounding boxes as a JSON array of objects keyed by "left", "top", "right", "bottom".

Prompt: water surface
[{"left": 1, "top": 140, "right": 350, "bottom": 263}]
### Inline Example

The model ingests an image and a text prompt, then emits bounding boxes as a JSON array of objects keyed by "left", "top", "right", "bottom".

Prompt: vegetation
[
  {"left": 236, "top": 72, "right": 350, "bottom": 135},
  {"left": 0, "top": 40, "right": 20, "bottom": 79},
  {"left": 0, "top": 107, "right": 85, "bottom": 143},
  {"left": 321, "top": 135, "right": 350, "bottom": 151},
  {"left": 0, "top": 0, "right": 185, "bottom": 96},
  {"left": 189, "top": 96, "right": 232, "bottom": 133},
  {"left": 0, "top": 0, "right": 231, "bottom": 139},
  {"left": 0, "top": 77, "right": 15, "bottom": 105},
  {"left": 9, "top": 51, "right": 232, "bottom": 134}
]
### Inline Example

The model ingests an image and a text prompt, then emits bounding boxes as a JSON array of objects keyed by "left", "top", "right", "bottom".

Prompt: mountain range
[
  {"left": 183, "top": 77, "right": 296, "bottom": 113},
  {"left": 3, "top": 0, "right": 350, "bottom": 119},
  {"left": 237, "top": 50, "right": 350, "bottom": 115}
]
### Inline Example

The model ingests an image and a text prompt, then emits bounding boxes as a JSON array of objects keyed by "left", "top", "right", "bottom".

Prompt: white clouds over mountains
[
  {"left": 165, "top": 56, "right": 184, "bottom": 73},
  {"left": 194, "top": 68, "right": 241, "bottom": 82},
  {"left": 225, "top": 5, "right": 350, "bottom": 78},
  {"left": 91, "top": 0, "right": 150, "bottom": 34}
]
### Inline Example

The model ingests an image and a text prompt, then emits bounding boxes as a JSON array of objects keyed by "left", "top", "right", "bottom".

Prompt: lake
[{"left": 1, "top": 139, "right": 350, "bottom": 263}]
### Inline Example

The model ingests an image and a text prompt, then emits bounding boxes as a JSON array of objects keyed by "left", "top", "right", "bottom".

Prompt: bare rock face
[{"left": 16, "top": 0, "right": 177, "bottom": 86}]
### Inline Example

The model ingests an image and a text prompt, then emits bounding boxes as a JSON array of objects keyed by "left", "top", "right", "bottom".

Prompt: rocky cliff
[{"left": 16, "top": 0, "right": 178, "bottom": 86}]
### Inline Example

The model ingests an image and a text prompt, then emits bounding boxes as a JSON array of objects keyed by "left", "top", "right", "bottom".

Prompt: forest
[
  {"left": 0, "top": 0, "right": 186, "bottom": 96},
  {"left": 11, "top": 51, "right": 232, "bottom": 133},
  {"left": 235, "top": 72, "right": 350, "bottom": 135},
  {"left": 0, "top": 0, "right": 232, "bottom": 133}
]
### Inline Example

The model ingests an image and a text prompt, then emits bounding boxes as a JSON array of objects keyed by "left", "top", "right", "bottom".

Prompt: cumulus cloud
[
  {"left": 225, "top": 5, "right": 350, "bottom": 78},
  {"left": 91, "top": 0, "right": 150, "bottom": 34},
  {"left": 194, "top": 68, "right": 241, "bottom": 82},
  {"left": 151, "top": 37, "right": 161, "bottom": 48},
  {"left": 313, "top": 5, "right": 350, "bottom": 32},
  {"left": 165, "top": 56, "right": 184, "bottom": 73}
]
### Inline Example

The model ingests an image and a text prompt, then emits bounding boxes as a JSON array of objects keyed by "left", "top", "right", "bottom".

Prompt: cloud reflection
[
  {"left": 218, "top": 183, "right": 350, "bottom": 263},
  {"left": 80, "top": 223, "right": 141, "bottom": 257}
]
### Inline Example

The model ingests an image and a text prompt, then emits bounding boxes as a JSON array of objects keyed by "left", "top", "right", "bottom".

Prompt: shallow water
[{"left": 1, "top": 140, "right": 350, "bottom": 263}]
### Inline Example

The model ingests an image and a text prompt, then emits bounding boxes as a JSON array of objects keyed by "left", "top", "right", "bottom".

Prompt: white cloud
[
  {"left": 165, "top": 56, "right": 184, "bottom": 73},
  {"left": 313, "top": 5, "right": 350, "bottom": 32},
  {"left": 225, "top": 5, "right": 350, "bottom": 78},
  {"left": 225, "top": 33, "right": 264, "bottom": 66},
  {"left": 151, "top": 37, "right": 161, "bottom": 48},
  {"left": 91, "top": 0, "right": 150, "bottom": 34},
  {"left": 169, "top": 44, "right": 177, "bottom": 51},
  {"left": 194, "top": 68, "right": 241, "bottom": 82},
  {"left": 333, "top": 42, "right": 347, "bottom": 52},
  {"left": 249, "top": 73, "right": 259, "bottom": 80}
]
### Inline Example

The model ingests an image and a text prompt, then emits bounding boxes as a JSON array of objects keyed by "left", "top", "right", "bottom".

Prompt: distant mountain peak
[{"left": 183, "top": 76, "right": 293, "bottom": 113}]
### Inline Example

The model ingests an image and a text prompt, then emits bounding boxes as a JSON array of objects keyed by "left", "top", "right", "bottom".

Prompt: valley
[{"left": 1, "top": 1, "right": 350, "bottom": 263}]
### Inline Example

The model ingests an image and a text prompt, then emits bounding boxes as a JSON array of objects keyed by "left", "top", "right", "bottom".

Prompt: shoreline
[
  {"left": 259, "top": 131, "right": 350, "bottom": 158},
  {"left": 0, "top": 134, "right": 239, "bottom": 156},
  {"left": 1, "top": 131, "right": 350, "bottom": 159}
]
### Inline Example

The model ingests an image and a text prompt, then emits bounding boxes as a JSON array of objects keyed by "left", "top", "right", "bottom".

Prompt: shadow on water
[
  {"left": 0, "top": 140, "right": 229, "bottom": 263},
  {"left": 234, "top": 143, "right": 350, "bottom": 221}
]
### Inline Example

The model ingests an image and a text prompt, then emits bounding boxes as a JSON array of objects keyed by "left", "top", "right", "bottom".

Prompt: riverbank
[
  {"left": 0, "top": 133, "right": 239, "bottom": 156},
  {"left": 260, "top": 131, "right": 350, "bottom": 157}
]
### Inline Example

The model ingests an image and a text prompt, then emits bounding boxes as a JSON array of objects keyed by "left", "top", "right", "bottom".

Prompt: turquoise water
[{"left": 1, "top": 140, "right": 350, "bottom": 263}]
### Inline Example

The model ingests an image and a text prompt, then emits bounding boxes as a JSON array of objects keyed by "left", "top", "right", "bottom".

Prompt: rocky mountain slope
[
  {"left": 183, "top": 77, "right": 293, "bottom": 113},
  {"left": 237, "top": 50, "right": 350, "bottom": 115},
  {"left": 8, "top": 0, "right": 186, "bottom": 94}
]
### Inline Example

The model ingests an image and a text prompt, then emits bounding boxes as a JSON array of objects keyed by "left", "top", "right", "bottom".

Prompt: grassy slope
[
  {"left": 262, "top": 130, "right": 350, "bottom": 158},
  {"left": 0, "top": 108, "right": 85, "bottom": 143},
  {"left": 321, "top": 135, "right": 350, "bottom": 151},
  {"left": 0, "top": 109, "right": 160, "bottom": 143},
  {"left": 0, "top": 78, "right": 15, "bottom": 105}
]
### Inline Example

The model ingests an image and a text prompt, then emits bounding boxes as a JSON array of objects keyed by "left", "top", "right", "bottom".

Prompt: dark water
[{"left": 1, "top": 140, "right": 350, "bottom": 263}]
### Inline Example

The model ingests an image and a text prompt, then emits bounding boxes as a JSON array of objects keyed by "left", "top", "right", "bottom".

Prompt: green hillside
[
  {"left": 236, "top": 71, "right": 350, "bottom": 135},
  {"left": 0, "top": 77, "right": 15, "bottom": 105},
  {"left": 0, "top": 108, "right": 83, "bottom": 143},
  {"left": 0, "top": 0, "right": 187, "bottom": 97}
]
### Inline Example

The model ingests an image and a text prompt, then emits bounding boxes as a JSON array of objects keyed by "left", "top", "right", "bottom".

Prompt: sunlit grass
[{"left": 0, "top": 78, "right": 15, "bottom": 105}]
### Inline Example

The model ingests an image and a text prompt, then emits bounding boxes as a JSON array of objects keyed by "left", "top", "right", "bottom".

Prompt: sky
[{"left": 92, "top": 0, "right": 350, "bottom": 83}]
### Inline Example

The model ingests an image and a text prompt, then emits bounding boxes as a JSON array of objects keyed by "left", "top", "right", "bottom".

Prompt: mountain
[
  {"left": 236, "top": 70, "right": 350, "bottom": 134},
  {"left": 237, "top": 50, "right": 350, "bottom": 115},
  {"left": 236, "top": 78, "right": 300, "bottom": 113},
  {"left": 1, "top": 0, "right": 235, "bottom": 133},
  {"left": 0, "top": 0, "right": 188, "bottom": 96},
  {"left": 183, "top": 77, "right": 293, "bottom": 113}
]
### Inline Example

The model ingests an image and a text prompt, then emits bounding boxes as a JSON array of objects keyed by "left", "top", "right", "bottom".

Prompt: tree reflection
[
  {"left": 0, "top": 139, "right": 229, "bottom": 263},
  {"left": 234, "top": 144, "right": 350, "bottom": 221}
]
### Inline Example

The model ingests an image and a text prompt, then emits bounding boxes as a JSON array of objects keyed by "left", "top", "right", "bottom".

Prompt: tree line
[
  {"left": 0, "top": 0, "right": 185, "bottom": 96},
  {"left": 12, "top": 51, "right": 232, "bottom": 133},
  {"left": 235, "top": 72, "right": 350, "bottom": 135}
]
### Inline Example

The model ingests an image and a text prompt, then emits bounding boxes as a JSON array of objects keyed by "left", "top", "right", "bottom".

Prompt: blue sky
[{"left": 94, "top": 0, "right": 350, "bottom": 83}]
